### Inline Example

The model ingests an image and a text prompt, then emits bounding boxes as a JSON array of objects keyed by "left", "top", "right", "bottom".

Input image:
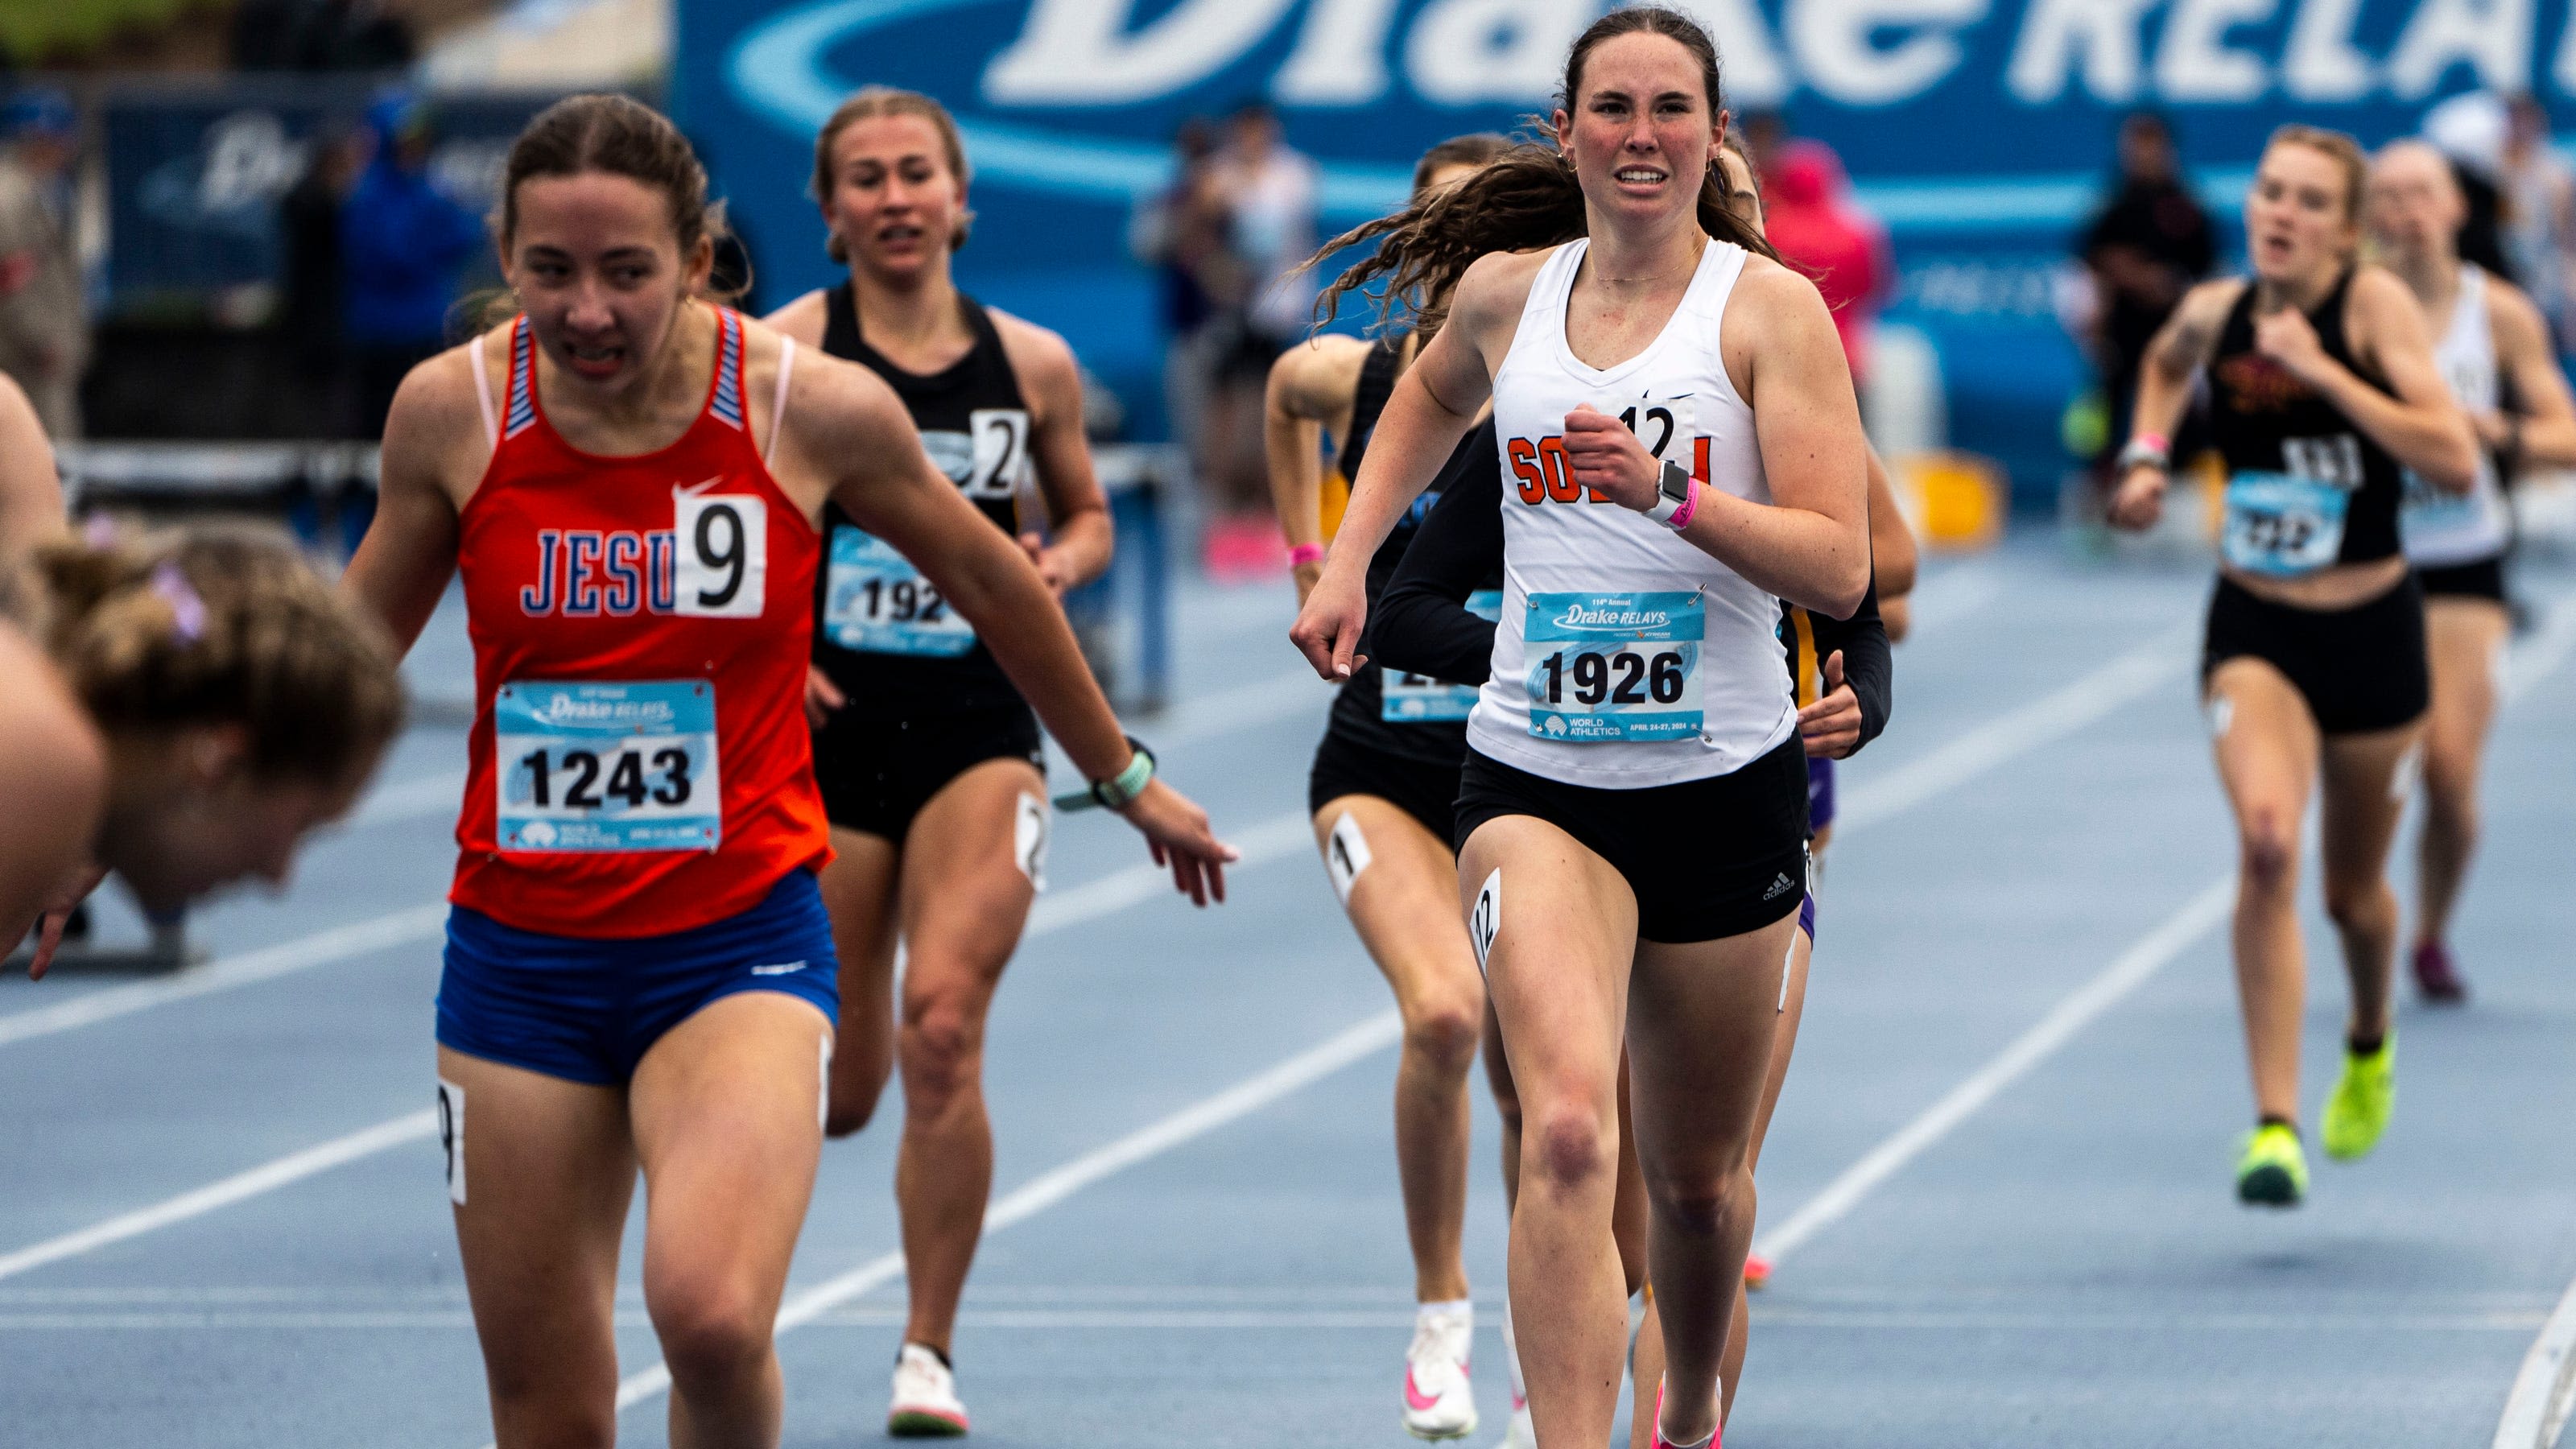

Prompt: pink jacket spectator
[{"left": 1762, "top": 142, "right": 1891, "bottom": 386}]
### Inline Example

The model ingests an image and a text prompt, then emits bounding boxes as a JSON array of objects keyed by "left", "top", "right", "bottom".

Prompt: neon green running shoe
[
  {"left": 2235, "top": 1123, "right": 2309, "bottom": 1207},
  {"left": 2322, "top": 1034, "right": 2396, "bottom": 1162}
]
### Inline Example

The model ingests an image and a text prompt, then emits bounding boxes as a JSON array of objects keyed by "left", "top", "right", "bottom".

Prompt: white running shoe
[
  {"left": 1494, "top": 1302, "right": 1533, "bottom": 1449},
  {"left": 1402, "top": 1304, "right": 1478, "bottom": 1441},
  {"left": 888, "top": 1343, "right": 968, "bottom": 1438}
]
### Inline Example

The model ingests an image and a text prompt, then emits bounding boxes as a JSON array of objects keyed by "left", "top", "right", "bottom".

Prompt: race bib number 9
[
  {"left": 496, "top": 679, "right": 721, "bottom": 852},
  {"left": 1523, "top": 591, "right": 1703, "bottom": 742},
  {"left": 673, "top": 491, "right": 766, "bottom": 617},
  {"left": 822, "top": 526, "right": 978, "bottom": 657},
  {"left": 1383, "top": 589, "right": 1503, "bottom": 723}
]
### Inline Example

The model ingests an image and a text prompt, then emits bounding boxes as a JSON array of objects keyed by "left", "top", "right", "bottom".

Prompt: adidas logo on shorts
[{"left": 1762, "top": 873, "right": 1798, "bottom": 901}]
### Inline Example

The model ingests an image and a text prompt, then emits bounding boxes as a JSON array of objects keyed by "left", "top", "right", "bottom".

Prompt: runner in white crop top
[{"left": 1286, "top": 13, "right": 1870, "bottom": 1448}]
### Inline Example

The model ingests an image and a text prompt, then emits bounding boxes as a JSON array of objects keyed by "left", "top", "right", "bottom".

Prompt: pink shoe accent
[
  {"left": 1403, "top": 1366, "right": 1443, "bottom": 1413},
  {"left": 1651, "top": 1378, "right": 1721, "bottom": 1449}
]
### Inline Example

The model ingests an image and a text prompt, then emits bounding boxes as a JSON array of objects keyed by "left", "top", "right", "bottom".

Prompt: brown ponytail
[
  {"left": 1311, "top": 6, "right": 1777, "bottom": 339},
  {"left": 6, "top": 523, "right": 404, "bottom": 791}
]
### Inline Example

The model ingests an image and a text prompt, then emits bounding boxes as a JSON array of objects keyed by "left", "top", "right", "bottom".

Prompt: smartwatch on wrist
[
  {"left": 2115, "top": 437, "right": 2171, "bottom": 475},
  {"left": 1644, "top": 459, "right": 1694, "bottom": 525},
  {"left": 1054, "top": 737, "right": 1157, "bottom": 813}
]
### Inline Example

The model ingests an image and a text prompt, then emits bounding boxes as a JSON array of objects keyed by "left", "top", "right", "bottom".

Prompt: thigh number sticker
[
  {"left": 822, "top": 526, "right": 977, "bottom": 657},
  {"left": 496, "top": 679, "right": 721, "bottom": 852},
  {"left": 1522, "top": 591, "right": 1703, "bottom": 742}
]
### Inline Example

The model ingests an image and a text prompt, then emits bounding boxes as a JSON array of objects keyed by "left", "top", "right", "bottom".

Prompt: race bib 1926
[{"left": 1522, "top": 590, "right": 1703, "bottom": 742}]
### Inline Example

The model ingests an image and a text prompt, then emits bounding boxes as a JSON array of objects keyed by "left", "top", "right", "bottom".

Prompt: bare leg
[
  {"left": 891, "top": 758, "right": 1046, "bottom": 1356},
  {"left": 1315, "top": 796, "right": 1484, "bottom": 1303},
  {"left": 632, "top": 993, "right": 835, "bottom": 1449},
  {"left": 820, "top": 827, "right": 900, "bottom": 1137},
  {"left": 1462, "top": 815, "right": 1637, "bottom": 1448},
  {"left": 2318, "top": 722, "right": 2424, "bottom": 1048},
  {"left": 442, "top": 1049, "right": 634, "bottom": 1449},
  {"left": 2413, "top": 598, "right": 2507, "bottom": 957},
  {"left": 2207, "top": 658, "right": 2322, "bottom": 1125}
]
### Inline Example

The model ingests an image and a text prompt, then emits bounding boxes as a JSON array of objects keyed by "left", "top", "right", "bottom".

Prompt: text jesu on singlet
[
  {"left": 824, "top": 407, "right": 1029, "bottom": 656},
  {"left": 500, "top": 485, "right": 765, "bottom": 852},
  {"left": 1507, "top": 398, "right": 1707, "bottom": 743}
]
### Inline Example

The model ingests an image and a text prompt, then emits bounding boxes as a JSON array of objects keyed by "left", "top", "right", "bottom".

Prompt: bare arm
[
  {"left": 340, "top": 349, "right": 473, "bottom": 654},
  {"left": 1567, "top": 262, "right": 1868, "bottom": 617},
  {"left": 788, "top": 357, "right": 1235, "bottom": 898},
  {"left": 1263, "top": 336, "right": 1364, "bottom": 602},
  {"left": 2489, "top": 281, "right": 2576, "bottom": 470},
  {"left": 2309, "top": 267, "right": 2478, "bottom": 492},
  {"left": 2110, "top": 280, "right": 2238, "bottom": 530},
  {"left": 1289, "top": 254, "right": 1520, "bottom": 680},
  {"left": 0, "top": 627, "right": 104, "bottom": 978},
  {"left": 994, "top": 313, "right": 1113, "bottom": 594},
  {"left": 0, "top": 374, "right": 61, "bottom": 559}
]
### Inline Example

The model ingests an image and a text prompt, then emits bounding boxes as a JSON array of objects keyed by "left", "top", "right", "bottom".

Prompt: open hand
[
  {"left": 1290, "top": 562, "right": 1368, "bottom": 679},
  {"left": 1117, "top": 778, "right": 1241, "bottom": 906}
]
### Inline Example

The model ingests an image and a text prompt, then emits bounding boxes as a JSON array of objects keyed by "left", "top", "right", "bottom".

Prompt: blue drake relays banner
[{"left": 712, "top": 2, "right": 2557, "bottom": 489}]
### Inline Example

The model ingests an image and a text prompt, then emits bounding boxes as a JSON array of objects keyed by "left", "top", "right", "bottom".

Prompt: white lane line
[
  {"left": 0, "top": 811, "right": 1319, "bottom": 1288},
  {"left": 0, "top": 1111, "right": 438, "bottom": 1285},
  {"left": 0, "top": 905, "right": 450, "bottom": 1051},
  {"left": 594, "top": 1009, "right": 1406, "bottom": 1419},
  {"left": 1837, "top": 624, "right": 2194, "bottom": 832},
  {"left": 1753, "top": 878, "right": 2232, "bottom": 1264},
  {"left": 2493, "top": 1274, "right": 2576, "bottom": 1449}
]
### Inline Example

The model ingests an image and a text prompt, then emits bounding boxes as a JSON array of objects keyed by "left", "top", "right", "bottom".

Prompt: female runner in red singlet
[{"left": 343, "top": 95, "right": 1232, "bottom": 1449}]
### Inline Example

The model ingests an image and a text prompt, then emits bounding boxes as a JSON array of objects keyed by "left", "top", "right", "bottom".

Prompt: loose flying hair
[
  {"left": 493, "top": 93, "right": 740, "bottom": 297},
  {"left": 2267, "top": 123, "right": 2369, "bottom": 230},
  {"left": 811, "top": 87, "right": 975, "bottom": 262},
  {"left": 1311, "top": 6, "right": 1777, "bottom": 339},
  {"left": 5, "top": 524, "right": 404, "bottom": 791}
]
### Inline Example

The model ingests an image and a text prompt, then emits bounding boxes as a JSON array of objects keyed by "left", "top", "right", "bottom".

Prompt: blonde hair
[
  {"left": 2267, "top": 124, "right": 2369, "bottom": 229},
  {"left": 6, "top": 522, "right": 404, "bottom": 789},
  {"left": 812, "top": 87, "right": 974, "bottom": 262}
]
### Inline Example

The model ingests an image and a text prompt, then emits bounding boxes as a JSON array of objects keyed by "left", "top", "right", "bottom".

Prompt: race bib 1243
[{"left": 495, "top": 679, "right": 720, "bottom": 852}]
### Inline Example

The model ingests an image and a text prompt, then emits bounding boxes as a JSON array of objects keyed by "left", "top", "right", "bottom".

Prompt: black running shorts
[{"left": 2202, "top": 573, "right": 2429, "bottom": 736}]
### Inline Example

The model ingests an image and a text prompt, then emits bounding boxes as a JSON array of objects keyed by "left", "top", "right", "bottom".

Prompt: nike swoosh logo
[
  {"left": 748, "top": 961, "right": 807, "bottom": 976},
  {"left": 1404, "top": 1367, "right": 1443, "bottom": 1412},
  {"left": 673, "top": 475, "right": 726, "bottom": 497}
]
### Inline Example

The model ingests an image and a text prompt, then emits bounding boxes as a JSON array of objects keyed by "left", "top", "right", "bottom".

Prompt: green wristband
[{"left": 1052, "top": 737, "right": 1156, "bottom": 813}]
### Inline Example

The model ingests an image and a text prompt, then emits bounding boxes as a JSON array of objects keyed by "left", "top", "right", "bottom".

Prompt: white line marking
[
  {"left": 1753, "top": 878, "right": 2232, "bottom": 1264},
  {"left": 592, "top": 1009, "right": 1406, "bottom": 1421},
  {"left": 2493, "top": 1273, "right": 2576, "bottom": 1449},
  {"left": 1836, "top": 625, "right": 2194, "bottom": 832},
  {"left": 0, "top": 906, "right": 450, "bottom": 1051},
  {"left": 0, "top": 812, "right": 1319, "bottom": 1287},
  {"left": 0, "top": 1112, "right": 438, "bottom": 1285}
]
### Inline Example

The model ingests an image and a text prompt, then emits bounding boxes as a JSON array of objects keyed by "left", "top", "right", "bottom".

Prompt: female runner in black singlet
[
  {"left": 2110, "top": 125, "right": 2478, "bottom": 1208},
  {"left": 767, "top": 86, "right": 1117, "bottom": 1436}
]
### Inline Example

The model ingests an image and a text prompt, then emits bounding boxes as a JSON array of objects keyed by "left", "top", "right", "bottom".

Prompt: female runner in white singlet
[{"left": 1293, "top": 11, "right": 1870, "bottom": 1447}]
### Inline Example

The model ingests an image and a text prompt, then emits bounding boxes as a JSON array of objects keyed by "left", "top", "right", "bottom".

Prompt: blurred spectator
[
  {"left": 2073, "top": 111, "right": 2215, "bottom": 470},
  {"left": 2424, "top": 91, "right": 2518, "bottom": 283},
  {"left": 1740, "top": 109, "right": 1790, "bottom": 180},
  {"left": 1130, "top": 118, "right": 1235, "bottom": 473},
  {"left": 0, "top": 89, "right": 86, "bottom": 439},
  {"left": 1199, "top": 101, "right": 1318, "bottom": 580},
  {"left": 1764, "top": 140, "right": 1890, "bottom": 385},
  {"left": 342, "top": 93, "right": 481, "bottom": 438},
  {"left": 231, "top": 0, "right": 416, "bottom": 72},
  {"left": 2500, "top": 93, "right": 2576, "bottom": 354},
  {"left": 278, "top": 124, "right": 371, "bottom": 438}
]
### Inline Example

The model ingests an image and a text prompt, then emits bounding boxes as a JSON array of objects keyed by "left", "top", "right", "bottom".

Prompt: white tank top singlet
[
  {"left": 2403, "top": 264, "right": 2512, "bottom": 568},
  {"left": 1468, "top": 236, "right": 1796, "bottom": 788}
]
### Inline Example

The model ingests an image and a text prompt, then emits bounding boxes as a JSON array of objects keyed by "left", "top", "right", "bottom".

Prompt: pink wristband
[
  {"left": 1665, "top": 477, "right": 1700, "bottom": 530},
  {"left": 2135, "top": 431, "right": 2169, "bottom": 455},
  {"left": 1288, "top": 543, "right": 1326, "bottom": 568}
]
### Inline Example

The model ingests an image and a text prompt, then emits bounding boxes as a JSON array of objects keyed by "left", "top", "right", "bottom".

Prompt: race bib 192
[
  {"left": 1522, "top": 590, "right": 1703, "bottom": 742},
  {"left": 822, "top": 526, "right": 977, "bottom": 657},
  {"left": 2222, "top": 471, "right": 2351, "bottom": 577},
  {"left": 495, "top": 679, "right": 720, "bottom": 852},
  {"left": 1383, "top": 589, "right": 1502, "bottom": 723}
]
